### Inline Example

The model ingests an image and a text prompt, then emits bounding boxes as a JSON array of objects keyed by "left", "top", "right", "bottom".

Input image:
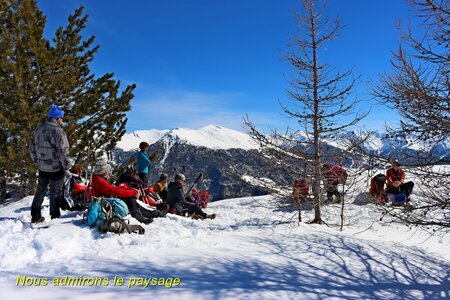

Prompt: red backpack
[
  {"left": 370, "top": 174, "right": 387, "bottom": 204},
  {"left": 291, "top": 178, "right": 309, "bottom": 204},
  {"left": 191, "top": 189, "right": 209, "bottom": 208}
]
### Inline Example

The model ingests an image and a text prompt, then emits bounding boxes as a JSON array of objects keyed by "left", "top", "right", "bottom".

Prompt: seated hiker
[
  {"left": 167, "top": 173, "right": 216, "bottom": 220},
  {"left": 322, "top": 163, "right": 348, "bottom": 204},
  {"left": 70, "top": 164, "right": 87, "bottom": 195},
  {"left": 153, "top": 173, "right": 168, "bottom": 202},
  {"left": 90, "top": 159, "right": 165, "bottom": 224},
  {"left": 67, "top": 164, "right": 88, "bottom": 210},
  {"left": 115, "top": 165, "right": 143, "bottom": 189},
  {"left": 386, "top": 160, "right": 414, "bottom": 200},
  {"left": 291, "top": 178, "right": 309, "bottom": 205}
]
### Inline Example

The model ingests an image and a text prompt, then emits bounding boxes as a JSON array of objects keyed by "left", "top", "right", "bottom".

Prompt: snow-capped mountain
[
  {"left": 113, "top": 125, "right": 450, "bottom": 200},
  {"left": 112, "top": 125, "right": 292, "bottom": 200},
  {"left": 342, "top": 131, "right": 450, "bottom": 162},
  {"left": 115, "top": 129, "right": 170, "bottom": 151}
]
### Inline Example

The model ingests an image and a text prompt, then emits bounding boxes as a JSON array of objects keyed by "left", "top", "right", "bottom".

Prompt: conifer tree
[
  {"left": 245, "top": 0, "right": 367, "bottom": 225},
  {"left": 0, "top": 0, "right": 135, "bottom": 198},
  {"left": 372, "top": 0, "right": 449, "bottom": 229}
]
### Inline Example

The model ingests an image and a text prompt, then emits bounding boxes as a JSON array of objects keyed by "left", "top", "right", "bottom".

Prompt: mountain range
[{"left": 112, "top": 124, "right": 450, "bottom": 201}]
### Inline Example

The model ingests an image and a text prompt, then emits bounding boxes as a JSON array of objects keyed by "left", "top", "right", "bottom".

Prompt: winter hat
[
  {"left": 160, "top": 173, "right": 168, "bottom": 180},
  {"left": 47, "top": 104, "right": 64, "bottom": 119},
  {"left": 93, "top": 159, "right": 111, "bottom": 175},
  {"left": 174, "top": 173, "right": 186, "bottom": 181}
]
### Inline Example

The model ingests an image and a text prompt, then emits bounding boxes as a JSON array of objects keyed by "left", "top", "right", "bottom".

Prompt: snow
[
  {"left": 167, "top": 124, "right": 258, "bottom": 150},
  {"left": 117, "top": 124, "right": 259, "bottom": 151},
  {"left": 116, "top": 129, "right": 169, "bottom": 151},
  {"left": 1, "top": 194, "right": 449, "bottom": 299}
]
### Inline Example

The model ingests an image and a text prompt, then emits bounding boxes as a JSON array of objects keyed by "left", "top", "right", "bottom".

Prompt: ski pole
[{"left": 185, "top": 173, "right": 203, "bottom": 198}]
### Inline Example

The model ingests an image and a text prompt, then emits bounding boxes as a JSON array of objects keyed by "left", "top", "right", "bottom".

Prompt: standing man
[
  {"left": 29, "top": 104, "right": 72, "bottom": 223},
  {"left": 136, "top": 141, "right": 151, "bottom": 186}
]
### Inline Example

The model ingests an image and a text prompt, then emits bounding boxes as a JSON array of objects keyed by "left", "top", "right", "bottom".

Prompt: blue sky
[{"left": 38, "top": 0, "right": 418, "bottom": 133}]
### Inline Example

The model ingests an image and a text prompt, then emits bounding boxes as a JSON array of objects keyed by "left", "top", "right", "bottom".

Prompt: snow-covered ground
[{"left": 1, "top": 195, "right": 449, "bottom": 299}]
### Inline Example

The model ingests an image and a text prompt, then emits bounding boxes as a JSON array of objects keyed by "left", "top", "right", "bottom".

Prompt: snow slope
[
  {"left": 117, "top": 124, "right": 258, "bottom": 152},
  {"left": 162, "top": 124, "right": 258, "bottom": 150},
  {"left": 116, "top": 129, "right": 169, "bottom": 151},
  {"left": 1, "top": 195, "right": 449, "bottom": 299}
]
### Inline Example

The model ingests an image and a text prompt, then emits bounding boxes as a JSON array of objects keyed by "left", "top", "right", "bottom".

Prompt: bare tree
[
  {"left": 372, "top": 0, "right": 450, "bottom": 229},
  {"left": 245, "top": 0, "right": 367, "bottom": 225}
]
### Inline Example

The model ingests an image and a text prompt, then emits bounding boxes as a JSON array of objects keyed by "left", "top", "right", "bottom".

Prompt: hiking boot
[
  {"left": 31, "top": 216, "right": 45, "bottom": 224},
  {"left": 205, "top": 213, "right": 216, "bottom": 220},
  {"left": 142, "top": 217, "right": 153, "bottom": 225},
  {"left": 158, "top": 210, "right": 167, "bottom": 218},
  {"left": 332, "top": 197, "right": 342, "bottom": 204},
  {"left": 135, "top": 215, "right": 153, "bottom": 224},
  {"left": 191, "top": 212, "right": 200, "bottom": 220}
]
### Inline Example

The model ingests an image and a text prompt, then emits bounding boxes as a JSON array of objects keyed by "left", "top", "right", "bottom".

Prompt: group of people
[
  {"left": 292, "top": 160, "right": 414, "bottom": 206},
  {"left": 28, "top": 104, "right": 215, "bottom": 225},
  {"left": 291, "top": 163, "right": 348, "bottom": 204}
]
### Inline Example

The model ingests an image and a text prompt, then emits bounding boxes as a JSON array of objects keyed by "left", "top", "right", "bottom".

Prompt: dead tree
[{"left": 245, "top": 0, "right": 367, "bottom": 225}]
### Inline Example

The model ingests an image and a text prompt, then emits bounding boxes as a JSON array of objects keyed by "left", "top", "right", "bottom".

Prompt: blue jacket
[{"left": 136, "top": 151, "right": 151, "bottom": 174}]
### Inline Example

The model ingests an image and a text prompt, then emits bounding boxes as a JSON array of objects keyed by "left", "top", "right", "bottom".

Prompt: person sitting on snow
[
  {"left": 152, "top": 173, "right": 168, "bottom": 202},
  {"left": 115, "top": 164, "right": 143, "bottom": 189},
  {"left": 386, "top": 160, "right": 414, "bottom": 200},
  {"left": 322, "top": 163, "right": 348, "bottom": 204},
  {"left": 90, "top": 159, "right": 165, "bottom": 224},
  {"left": 166, "top": 173, "right": 215, "bottom": 220},
  {"left": 68, "top": 164, "right": 87, "bottom": 210}
]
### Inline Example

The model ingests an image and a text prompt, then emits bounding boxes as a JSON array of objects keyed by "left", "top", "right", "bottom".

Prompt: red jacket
[
  {"left": 72, "top": 181, "right": 86, "bottom": 196},
  {"left": 91, "top": 174, "right": 137, "bottom": 199},
  {"left": 322, "top": 163, "right": 348, "bottom": 186},
  {"left": 386, "top": 168, "right": 405, "bottom": 187}
]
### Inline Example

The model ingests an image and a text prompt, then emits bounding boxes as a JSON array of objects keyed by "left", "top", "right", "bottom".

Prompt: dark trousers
[
  {"left": 326, "top": 185, "right": 341, "bottom": 201},
  {"left": 386, "top": 181, "right": 414, "bottom": 197},
  {"left": 176, "top": 203, "right": 206, "bottom": 218},
  {"left": 138, "top": 173, "right": 148, "bottom": 187},
  {"left": 122, "top": 197, "right": 160, "bottom": 222},
  {"left": 31, "top": 170, "right": 64, "bottom": 221},
  {"left": 158, "top": 189, "right": 168, "bottom": 202}
]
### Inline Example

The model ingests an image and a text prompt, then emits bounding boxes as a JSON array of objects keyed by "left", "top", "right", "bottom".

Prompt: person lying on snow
[
  {"left": 386, "top": 160, "right": 414, "bottom": 201},
  {"left": 166, "top": 173, "right": 215, "bottom": 220},
  {"left": 90, "top": 159, "right": 166, "bottom": 224}
]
